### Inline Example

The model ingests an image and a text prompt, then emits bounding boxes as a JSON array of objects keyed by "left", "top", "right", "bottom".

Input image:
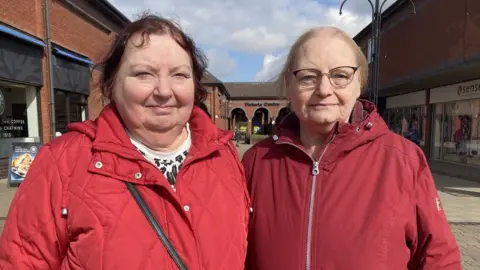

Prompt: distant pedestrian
[
  {"left": 242, "top": 26, "right": 461, "bottom": 270},
  {"left": 405, "top": 120, "right": 421, "bottom": 146},
  {"left": 0, "top": 14, "right": 249, "bottom": 270}
]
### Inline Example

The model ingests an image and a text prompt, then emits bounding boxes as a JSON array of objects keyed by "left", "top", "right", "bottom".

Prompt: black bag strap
[{"left": 125, "top": 182, "right": 188, "bottom": 270}]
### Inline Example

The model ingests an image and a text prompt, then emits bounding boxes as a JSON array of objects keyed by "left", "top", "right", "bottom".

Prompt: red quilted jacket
[{"left": 0, "top": 104, "right": 250, "bottom": 269}]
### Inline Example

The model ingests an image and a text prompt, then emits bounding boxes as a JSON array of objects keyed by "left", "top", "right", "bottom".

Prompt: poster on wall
[{"left": 7, "top": 142, "right": 41, "bottom": 185}]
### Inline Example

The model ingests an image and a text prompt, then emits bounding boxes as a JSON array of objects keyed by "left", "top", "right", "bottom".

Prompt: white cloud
[
  {"left": 230, "top": 27, "right": 288, "bottom": 54},
  {"left": 254, "top": 54, "right": 285, "bottom": 82},
  {"left": 204, "top": 49, "right": 237, "bottom": 77},
  {"left": 107, "top": 0, "right": 399, "bottom": 80}
]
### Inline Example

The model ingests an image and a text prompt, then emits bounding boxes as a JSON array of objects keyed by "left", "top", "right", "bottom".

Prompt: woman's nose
[
  {"left": 314, "top": 75, "right": 333, "bottom": 97},
  {"left": 153, "top": 77, "right": 173, "bottom": 97}
]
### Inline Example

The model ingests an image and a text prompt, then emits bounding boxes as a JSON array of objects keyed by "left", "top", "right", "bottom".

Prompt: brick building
[
  {"left": 200, "top": 81, "right": 289, "bottom": 136},
  {"left": 0, "top": 0, "right": 129, "bottom": 177},
  {"left": 225, "top": 83, "right": 289, "bottom": 135},
  {"left": 355, "top": 0, "right": 480, "bottom": 180}
]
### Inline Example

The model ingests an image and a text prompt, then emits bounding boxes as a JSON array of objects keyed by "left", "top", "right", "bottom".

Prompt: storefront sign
[
  {"left": 431, "top": 79, "right": 480, "bottom": 104},
  {"left": 457, "top": 82, "right": 480, "bottom": 96},
  {"left": 0, "top": 119, "right": 26, "bottom": 138},
  {"left": 8, "top": 142, "right": 41, "bottom": 185},
  {"left": 244, "top": 102, "right": 280, "bottom": 107}
]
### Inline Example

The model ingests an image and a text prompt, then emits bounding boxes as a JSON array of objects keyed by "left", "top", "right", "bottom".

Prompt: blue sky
[{"left": 108, "top": 0, "right": 396, "bottom": 82}]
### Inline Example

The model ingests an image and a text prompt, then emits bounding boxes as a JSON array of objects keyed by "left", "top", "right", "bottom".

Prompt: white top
[{"left": 127, "top": 124, "right": 192, "bottom": 190}]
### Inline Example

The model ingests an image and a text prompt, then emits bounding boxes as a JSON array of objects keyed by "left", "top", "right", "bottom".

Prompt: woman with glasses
[{"left": 242, "top": 27, "right": 461, "bottom": 270}]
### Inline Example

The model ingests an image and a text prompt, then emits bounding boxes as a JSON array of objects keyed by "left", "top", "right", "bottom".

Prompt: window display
[
  {"left": 383, "top": 105, "right": 426, "bottom": 146},
  {"left": 431, "top": 99, "right": 480, "bottom": 166},
  {"left": 0, "top": 83, "right": 40, "bottom": 158}
]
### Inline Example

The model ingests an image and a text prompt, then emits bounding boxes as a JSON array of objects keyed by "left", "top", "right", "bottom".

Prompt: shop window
[
  {"left": 431, "top": 100, "right": 480, "bottom": 166},
  {"left": 0, "top": 83, "right": 40, "bottom": 158},
  {"left": 384, "top": 105, "right": 426, "bottom": 146},
  {"left": 54, "top": 91, "right": 88, "bottom": 134}
]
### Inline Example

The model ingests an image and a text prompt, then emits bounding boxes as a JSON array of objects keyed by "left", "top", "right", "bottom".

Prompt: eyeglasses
[{"left": 292, "top": 66, "right": 358, "bottom": 90}]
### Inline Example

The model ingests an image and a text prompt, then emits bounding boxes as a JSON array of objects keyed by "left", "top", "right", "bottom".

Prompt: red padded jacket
[
  {"left": 0, "top": 104, "right": 250, "bottom": 270},
  {"left": 243, "top": 100, "right": 461, "bottom": 270}
]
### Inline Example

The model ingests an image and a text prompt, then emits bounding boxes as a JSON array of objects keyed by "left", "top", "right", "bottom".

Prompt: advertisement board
[{"left": 8, "top": 142, "right": 41, "bottom": 185}]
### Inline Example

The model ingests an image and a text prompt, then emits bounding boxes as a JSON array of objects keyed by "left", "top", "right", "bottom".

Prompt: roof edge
[
  {"left": 96, "top": 0, "right": 131, "bottom": 25},
  {"left": 353, "top": 0, "right": 407, "bottom": 42}
]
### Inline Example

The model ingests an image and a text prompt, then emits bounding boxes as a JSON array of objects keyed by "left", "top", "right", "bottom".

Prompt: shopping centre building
[{"left": 354, "top": 0, "right": 480, "bottom": 179}]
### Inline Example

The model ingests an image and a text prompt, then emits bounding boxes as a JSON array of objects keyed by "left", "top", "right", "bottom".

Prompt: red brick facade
[
  {"left": 201, "top": 85, "right": 289, "bottom": 134},
  {"left": 356, "top": 0, "right": 480, "bottom": 96},
  {"left": 0, "top": 0, "right": 125, "bottom": 144},
  {"left": 228, "top": 99, "right": 290, "bottom": 121}
]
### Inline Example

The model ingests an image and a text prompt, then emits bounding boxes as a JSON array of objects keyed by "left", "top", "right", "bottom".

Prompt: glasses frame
[{"left": 292, "top": 66, "right": 359, "bottom": 90}]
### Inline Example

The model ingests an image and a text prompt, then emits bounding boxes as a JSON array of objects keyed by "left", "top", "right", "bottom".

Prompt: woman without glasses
[{"left": 0, "top": 14, "right": 250, "bottom": 270}]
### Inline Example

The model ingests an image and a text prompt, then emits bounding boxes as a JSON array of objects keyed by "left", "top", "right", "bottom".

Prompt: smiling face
[
  {"left": 112, "top": 33, "right": 195, "bottom": 134},
  {"left": 287, "top": 29, "right": 362, "bottom": 127}
]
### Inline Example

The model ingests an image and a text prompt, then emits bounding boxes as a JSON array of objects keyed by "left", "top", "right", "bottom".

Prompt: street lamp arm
[
  {"left": 379, "top": 0, "right": 417, "bottom": 14},
  {"left": 339, "top": 0, "right": 374, "bottom": 16},
  {"left": 339, "top": 0, "right": 347, "bottom": 15},
  {"left": 408, "top": 0, "right": 417, "bottom": 14},
  {"left": 379, "top": 0, "right": 389, "bottom": 13}
]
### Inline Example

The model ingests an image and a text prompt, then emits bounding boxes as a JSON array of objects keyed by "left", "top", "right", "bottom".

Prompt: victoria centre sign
[{"left": 244, "top": 102, "right": 280, "bottom": 107}]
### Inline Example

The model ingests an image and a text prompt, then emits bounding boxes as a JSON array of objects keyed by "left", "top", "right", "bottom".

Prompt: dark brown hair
[{"left": 96, "top": 13, "right": 208, "bottom": 104}]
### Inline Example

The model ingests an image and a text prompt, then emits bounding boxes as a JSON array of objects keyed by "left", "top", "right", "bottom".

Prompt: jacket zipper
[{"left": 277, "top": 134, "right": 336, "bottom": 270}]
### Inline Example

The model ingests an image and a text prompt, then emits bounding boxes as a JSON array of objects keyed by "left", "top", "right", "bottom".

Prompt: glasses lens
[
  {"left": 329, "top": 67, "right": 355, "bottom": 87},
  {"left": 294, "top": 70, "right": 318, "bottom": 89}
]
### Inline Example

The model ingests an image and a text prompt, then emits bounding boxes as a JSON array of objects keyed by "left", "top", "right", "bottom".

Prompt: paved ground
[
  {"left": 0, "top": 143, "right": 478, "bottom": 269},
  {"left": 435, "top": 174, "right": 480, "bottom": 269}
]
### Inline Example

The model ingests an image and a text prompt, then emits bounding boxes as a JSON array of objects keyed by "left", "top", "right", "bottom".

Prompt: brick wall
[
  {"left": 49, "top": 1, "right": 114, "bottom": 63},
  {"left": 203, "top": 85, "right": 230, "bottom": 130},
  {"left": 1, "top": 0, "right": 122, "bottom": 144},
  {"left": 355, "top": 0, "right": 480, "bottom": 91},
  {"left": 89, "top": 69, "right": 105, "bottom": 119},
  {"left": 0, "top": 0, "right": 42, "bottom": 38}
]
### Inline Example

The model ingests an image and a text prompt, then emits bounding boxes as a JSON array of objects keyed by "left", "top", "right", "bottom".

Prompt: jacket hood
[
  {"left": 274, "top": 99, "right": 390, "bottom": 159},
  {"left": 68, "top": 104, "right": 233, "bottom": 158}
]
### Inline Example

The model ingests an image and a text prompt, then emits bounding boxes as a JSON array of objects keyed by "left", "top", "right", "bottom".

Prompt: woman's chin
[
  {"left": 306, "top": 114, "right": 338, "bottom": 126},
  {"left": 145, "top": 121, "right": 176, "bottom": 132}
]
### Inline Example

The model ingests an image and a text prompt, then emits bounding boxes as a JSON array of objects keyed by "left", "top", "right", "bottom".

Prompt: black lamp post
[{"left": 339, "top": 0, "right": 416, "bottom": 106}]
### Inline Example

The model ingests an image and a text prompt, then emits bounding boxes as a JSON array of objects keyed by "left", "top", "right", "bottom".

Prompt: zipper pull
[{"left": 312, "top": 162, "right": 319, "bottom": 176}]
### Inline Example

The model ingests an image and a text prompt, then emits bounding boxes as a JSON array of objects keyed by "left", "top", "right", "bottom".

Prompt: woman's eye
[
  {"left": 301, "top": 75, "right": 316, "bottom": 81},
  {"left": 135, "top": 72, "right": 152, "bottom": 78},
  {"left": 331, "top": 73, "right": 348, "bottom": 79},
  {"left": 174, "top": 73, "right": 191, "bottom": 79}
]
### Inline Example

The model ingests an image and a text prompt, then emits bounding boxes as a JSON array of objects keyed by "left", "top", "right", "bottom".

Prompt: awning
[
  {"left": 0, "top": 24, "right": 45, "bottom": 47},
  {"left": 53, "top": 46, "right": 93, "bottom": 66}
]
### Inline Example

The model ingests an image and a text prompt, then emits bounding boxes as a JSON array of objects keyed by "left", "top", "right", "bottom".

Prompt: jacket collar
[
  {"left": 274, "top": 99, "right": 389, "bottom": 155},
  {"left": 68, "top": 103, "right": 232, "bottom": 159}
]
